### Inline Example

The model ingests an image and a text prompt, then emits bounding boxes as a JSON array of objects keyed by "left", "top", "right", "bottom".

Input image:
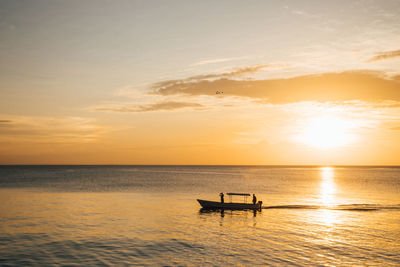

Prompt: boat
[{"left": 197, "top": 193, "right": 262, "bottom": 210}]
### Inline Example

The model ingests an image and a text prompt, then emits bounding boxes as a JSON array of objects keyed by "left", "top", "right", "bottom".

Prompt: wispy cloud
[
  {"left": 0, "top": 116, "right": 106, "bottom": 143},
  {"left": 368, "top": 49, "right": 400, "bottom": 62},
  {"left": 191, "top": 57, "right": 247, "bottom": 66},
  {"left": 150, "top": 64, "right": 270, "bottom": 92},
  {"left": 94, "top": 101, "right": 205, "bottom": 113}
]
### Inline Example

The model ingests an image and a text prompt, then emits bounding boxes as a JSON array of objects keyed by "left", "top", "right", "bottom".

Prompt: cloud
[
  {"left": 95, "top": 67, "right": 400, "bottom": 117},
  {"left": 390, "top": 126, "right": 400, "bottom": 130},
  {"left": 0, "top": 116, "right": 106, "bottom": 143},
  {"left": 152, "top": 70, "right": 400, "bottom": 104},
  {"left": 150, "top": 64, "right": 270, "bottom": 92},
  {"left": 191, "top": 57, "right": 247, "bottom": 66},
  {"left": 368, "top": 49, "right": 400, "bottom": 62},
  {"left": 94, "top": 101, "right": 205, "bottom": 113}
]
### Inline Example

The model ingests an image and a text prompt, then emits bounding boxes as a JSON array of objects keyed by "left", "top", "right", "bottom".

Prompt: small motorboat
[{"left": 197, "top": 193, "right": 262, "bottom": 210}]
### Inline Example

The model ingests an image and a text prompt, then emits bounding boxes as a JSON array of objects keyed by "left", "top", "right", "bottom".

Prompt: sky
[{"left": 1, "top": 0, "right": 400, "bottom": 165}]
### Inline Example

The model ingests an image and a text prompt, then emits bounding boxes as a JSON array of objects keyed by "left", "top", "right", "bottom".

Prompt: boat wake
[{"left": 262, "top": 204, "right": 400, "bottom": 211}]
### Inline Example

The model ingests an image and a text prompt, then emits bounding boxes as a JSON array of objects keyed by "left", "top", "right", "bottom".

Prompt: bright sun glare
[{"left": 296, "top": 115, "right": 356, "bottom": 149}]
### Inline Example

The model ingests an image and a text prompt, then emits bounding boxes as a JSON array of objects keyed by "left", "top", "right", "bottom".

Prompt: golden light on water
[
  {"left": 320, "top": 167, "right": 336, "bottom": 205},
  {"left": 319, "top": 167, "right": 337, "bottom": 226},
  {"left": 296, "top": 116, "right": 356, "bottom": 149}
]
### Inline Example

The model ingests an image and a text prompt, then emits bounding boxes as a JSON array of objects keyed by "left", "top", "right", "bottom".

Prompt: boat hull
[{"left": 197, "top": 199, "right": 261, "bottom": 210}]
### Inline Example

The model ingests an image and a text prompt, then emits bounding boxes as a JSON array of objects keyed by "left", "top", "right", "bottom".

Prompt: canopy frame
[
  {"left": 226, "top": 193, "right": 250, "bottom": 196},
  {"left": 226, "top": 193, "right": 251, "bottom": 203}
]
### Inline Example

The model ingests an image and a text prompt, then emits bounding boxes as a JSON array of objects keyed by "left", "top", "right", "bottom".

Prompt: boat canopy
[{"left": 226, "top": 193, "right": 250, "bottom": 196}]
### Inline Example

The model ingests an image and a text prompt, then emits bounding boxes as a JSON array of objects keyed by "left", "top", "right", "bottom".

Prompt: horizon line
[{"left": 1, "top": 164, "right": 400, "bottom": 168}]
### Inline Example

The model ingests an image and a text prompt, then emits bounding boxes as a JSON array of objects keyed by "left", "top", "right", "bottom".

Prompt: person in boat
[
  {"left": 252, "top": 194, "right": 257, "bottom": 205},
  {"left": 220, "top": 192, "right": 224, "bottom": 203}
]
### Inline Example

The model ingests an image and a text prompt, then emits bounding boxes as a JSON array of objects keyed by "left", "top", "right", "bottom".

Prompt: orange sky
[{"left": 1, "top": 0, "right": 400, "bottom": 165}]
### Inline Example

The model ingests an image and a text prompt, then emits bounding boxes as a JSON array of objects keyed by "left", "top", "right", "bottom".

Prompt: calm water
[{"left": 0, "top": 166, "right": 400, "bottom": 266}]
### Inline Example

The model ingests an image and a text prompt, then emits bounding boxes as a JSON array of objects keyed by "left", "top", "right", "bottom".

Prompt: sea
[{"left": 0, "top": 165, "right": 399, "bottom": 266}]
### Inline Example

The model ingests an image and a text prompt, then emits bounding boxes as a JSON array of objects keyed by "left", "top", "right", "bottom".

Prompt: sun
[{"left": 295, "top": 115, "right": 356, "bottom": 149}]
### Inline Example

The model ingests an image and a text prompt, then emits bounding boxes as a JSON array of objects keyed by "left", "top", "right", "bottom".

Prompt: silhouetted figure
[
  {"left": 252, "top": 194, "right": 257, "bottom": 205},
  {"left": 220, "top": 192, "right": 224, "bottom": 203}
]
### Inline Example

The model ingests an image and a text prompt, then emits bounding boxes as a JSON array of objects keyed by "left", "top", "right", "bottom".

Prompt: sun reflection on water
[
  {"left": 320, "top": 167, "right": 336, "bottom": 205},
  {"left": 319, "top": 167, "right": 337, "bottom": 226}
]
